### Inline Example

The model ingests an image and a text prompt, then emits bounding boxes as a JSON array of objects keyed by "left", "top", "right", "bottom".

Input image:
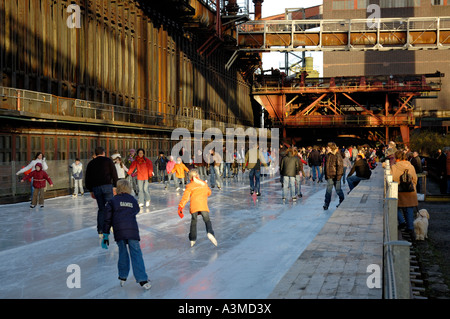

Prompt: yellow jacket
[{"left": 171, "top": 163, "right": 189, "bottom": 178}]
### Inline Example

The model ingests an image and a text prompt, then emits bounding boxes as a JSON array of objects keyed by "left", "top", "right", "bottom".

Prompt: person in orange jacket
[
  {"left": 127, "top": 148, "right": 154, "bottom": 208},
  {"left": 171, "top": 157, "right": 189, "bottom": 191},
  {"left": 177, "top": 169, "right": 217, "bottom": 247}
]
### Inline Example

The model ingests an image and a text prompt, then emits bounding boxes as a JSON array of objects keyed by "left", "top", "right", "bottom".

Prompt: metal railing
[
  {"left": 0, "top": 86, "right": 254, "bottom": 131},
  {"left": 383, "top": 160, "right": 412, "bottom": 299},
  {"left": 236, "top": 16, "right": 450, "bottom": 51}
]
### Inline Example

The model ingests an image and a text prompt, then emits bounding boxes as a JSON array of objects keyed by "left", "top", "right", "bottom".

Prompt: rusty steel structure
[{"left": 254, "top": 71, "right": 444, "bottom": 145}]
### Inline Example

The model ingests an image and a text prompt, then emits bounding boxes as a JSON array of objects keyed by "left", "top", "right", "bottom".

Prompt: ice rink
[{"left": 0, "top": 173, "right": 347, "bottom": 299}]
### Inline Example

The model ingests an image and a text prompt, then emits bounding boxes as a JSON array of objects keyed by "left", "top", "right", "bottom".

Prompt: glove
[
  {"left": 101, "top": 233, "right": 109, "bottom": 249},
  {"left": 178, "top": 206, "right": 184, "bottom": 219}
]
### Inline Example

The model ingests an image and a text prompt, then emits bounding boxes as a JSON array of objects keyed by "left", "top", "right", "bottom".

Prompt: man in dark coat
[
  {"left": 323, "top": 142, "right": 345, "bottom": 210},
  {"left": 347, "top": 154, "right": 372, "bottom": 192},
  {"left": 85, "top": 146, "right": 118, "bottom": 236},
  {"left": 308, "top": 146, "right": 321, "bottom": 181},
  {"left": 280, "top": 148, "right": 300, "bottom": 201}
]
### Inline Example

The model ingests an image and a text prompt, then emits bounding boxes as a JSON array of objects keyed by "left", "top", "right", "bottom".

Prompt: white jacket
[{"left": 16, "top": 159, "right": 48, "bottom": 175}]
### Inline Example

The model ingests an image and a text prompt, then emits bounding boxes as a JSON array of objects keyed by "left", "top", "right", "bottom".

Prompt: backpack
[{"left": 398, "top": 169, "right": 414, "bottom": 192}]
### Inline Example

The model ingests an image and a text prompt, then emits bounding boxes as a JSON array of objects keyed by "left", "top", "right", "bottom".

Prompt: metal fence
[
  {"left": 383, "top": 160, "right": 412, "bottom": 299},
  {"left": 0, "top": 86, "right": 254, "bottom": 132}
]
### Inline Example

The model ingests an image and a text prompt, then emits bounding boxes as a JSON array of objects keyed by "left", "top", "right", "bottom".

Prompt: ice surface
[{"left": 0, "top": 173, "right": 346, "bottom": 299}]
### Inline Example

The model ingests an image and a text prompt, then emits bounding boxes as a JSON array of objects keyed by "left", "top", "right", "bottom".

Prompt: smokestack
[{"left": 253, "top": 0, "right": 263, "bottom": 20}]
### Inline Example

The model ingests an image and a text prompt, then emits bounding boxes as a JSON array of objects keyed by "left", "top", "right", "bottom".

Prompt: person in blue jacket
[{"left": 101, "top": 179, "right": 151, "bottom": 290}]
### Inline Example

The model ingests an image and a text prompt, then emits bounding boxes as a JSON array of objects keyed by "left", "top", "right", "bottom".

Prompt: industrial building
[{"left": 1, "top": 0, "right": 449, "bottom": 201}]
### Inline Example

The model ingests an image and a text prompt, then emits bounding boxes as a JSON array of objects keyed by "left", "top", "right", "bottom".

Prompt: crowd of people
[{"left": 14, "top": 140, "right": 449, "bottom": 289}]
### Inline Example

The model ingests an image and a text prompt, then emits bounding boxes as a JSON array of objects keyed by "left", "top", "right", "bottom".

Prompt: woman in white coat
[{"left": 16, "top": 152, "right": 49, "bottom": 198}]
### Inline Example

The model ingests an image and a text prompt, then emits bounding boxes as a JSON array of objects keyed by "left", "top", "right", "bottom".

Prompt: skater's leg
[
  {"left": 117, "top": 240, "right": 131, "bottom": 280},
  {"left": 334, "top": 180, "right": 345, "bottom": 203},
  {"left": 324, "top": 178, "right": 333, "bottom": 208},
  {"left": 31, "top": 187, "right": 39, "bottom": 206},
  {"left": 189, "top": 212, "right": 198, "bottom": 241},
  {"left": 200, "top": 211, "right": 214, "bottom": 236},
  {"left": 249, "top": 169, "right": 255, "bottom": 192},
  {"left": 137, "top": 179, "right": 144, "bottom": 205},
  {"left": 128, "top": 239, "right": 148, "bottom": 283},
  {"left": 38, "top": 188, "right": 45, "bottom": 206}
]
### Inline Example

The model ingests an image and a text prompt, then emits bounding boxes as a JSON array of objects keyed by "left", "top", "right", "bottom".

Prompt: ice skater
[
  {"left": 101, "top": 179, "right": 151, "bottom": 290},
  {"left": 70, "top": 158, "right": 84, "bottom": 197},
  {"left": 171, "top": 157, "right": 189, "bottom": 191},
  {"left": 21, "top": 163, "right": 53, "bottom": 208},
  {"left": 177, "top": 169, "right": 217, "bottom": 247}
]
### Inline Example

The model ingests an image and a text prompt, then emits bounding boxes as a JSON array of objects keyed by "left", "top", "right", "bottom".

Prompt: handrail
[{"left": 0, "top": 86, "right": 255, "bottom": 131}]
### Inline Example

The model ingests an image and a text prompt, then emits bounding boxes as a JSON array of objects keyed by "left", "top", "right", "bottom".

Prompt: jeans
[
  {"left": 324, "top": 178, "right": 345, "bottom": 208},
  {"left": 137, "top": 179, "right": 150, "bottom": 205},
  {"left": 92, "top": 184, "right": 114, "bottom": 233},
  {"left": 116, "top": 239, "right": 148, "bottom": 283},
  {"left": 197, "top": 166, "right": 207, "bottom": 180},
  {"left": 213, "top": 166, "right": 223, "bottom": 188},
  {"left": 295, "top": 175, "right": 302, "bottom": 196},
  {"left": 209, "top": 165, "right": 215, "bottom": 187},
  {"left": 224, "top": 163, "right": 232, "bottom": 178},
  {"left": 189, "top": 211, "right": 214, "bottom": 241},
  {"left": 166, "top": 173, "right": 175, "bottom": 187},
  {"left": 282, "top": 176, "right": 296, "bottom": 198},
  {"left": 158, "top": 169, "right": 166, "bottom": 182},
  {"left": 311, "top": 166, "right": 319, "bottom": 180},
  {"left": 249, "top": 168, "right": 261, "bottom": 193},
  {"left": 347, "top": 175, "right": 368, "bottom": 191},
  {"left": 318, "top": 166, "right": 324, "bottom": 182},
  {"left": 398, "top": 207, "right": 414, "bottom": 231}
]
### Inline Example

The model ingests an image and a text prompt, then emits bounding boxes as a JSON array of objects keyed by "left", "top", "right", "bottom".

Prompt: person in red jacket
[
  {"left": 177, "top": 169, "right": 217, "bottom": 247},
  {"left": 21, "top": 163, "right": 53, "bottom": 208},
  {"left": 127, "top": 148, "right": 154, "bottom": 208}
]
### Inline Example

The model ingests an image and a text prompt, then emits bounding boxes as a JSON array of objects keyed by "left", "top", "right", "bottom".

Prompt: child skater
[
  {"left": 177, "top": 169, "right": 217, "bottom": 247},
  {"left": 21, "top": 162, "right": 53, "bottom": 208},
  {"left": 101, "top": 179, "right": 151, "bottom": 290},
  {"left": 171, "top": 156, "right": 189, "bottom": 191}
]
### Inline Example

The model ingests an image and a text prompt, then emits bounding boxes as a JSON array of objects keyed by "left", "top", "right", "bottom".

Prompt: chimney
[{"left": 253, "top": 0, "right": 263, "bottom": 20}]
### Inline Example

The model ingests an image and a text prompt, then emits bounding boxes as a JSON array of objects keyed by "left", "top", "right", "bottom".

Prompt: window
[
  {"left": 332, "top": 0, "right": 354, "bottom": 10},
  {"left": 69, "top": 138, "right": 78, "bottom": 160},
  {"left": 57, "top": 137, "right": 67, "bottom": 160},
  {"left": 44, "top": 137, "right": 55, "bottom": 161},
  {"left": 15, "top": 136, "right": 28, "bottom": 162},
  {"left": 431, "top": 0, "right": 444, "bottom": 4},
  {"left": 380, "top": 0, "right": 421, "bottom": 7},
  {"left": 0, "top": 135, "right": 12, "bottom": 162}
]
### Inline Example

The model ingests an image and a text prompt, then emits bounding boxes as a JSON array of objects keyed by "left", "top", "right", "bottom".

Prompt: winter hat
[
  {"left": 35, "top": 163, "right": 43, "bottom": 169},
  {"left": 111, "top": 153, "right": 121, "bottom": 160}
]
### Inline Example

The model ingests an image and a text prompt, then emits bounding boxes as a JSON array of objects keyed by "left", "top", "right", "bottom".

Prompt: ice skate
[
  {"left": 119, "top": 278, "right": 126, "bottom": 287},
  {"left": 145, "top": 200, "right": 150, "bottom": 207},
  {"left": 190, "top": 240, "right": 196, "bottom": 247},
  {"left": 207, "top": 233, "right": 217, "bottom": 246},
  {"left": 139, "top": 281, "right": 152, "bottom": 290}
]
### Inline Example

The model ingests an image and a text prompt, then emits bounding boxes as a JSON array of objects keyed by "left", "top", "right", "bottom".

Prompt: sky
[{"left": 257, "top": 0, "right": 324, "bottom": 76}]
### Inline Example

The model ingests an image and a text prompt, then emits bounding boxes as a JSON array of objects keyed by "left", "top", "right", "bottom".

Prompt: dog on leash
[{"left": 414, "top": 209, "right": 430, "bottom": 241}]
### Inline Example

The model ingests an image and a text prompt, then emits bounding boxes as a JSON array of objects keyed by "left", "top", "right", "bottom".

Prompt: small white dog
[{"left": 414, "top": 209, "right": 430, "bottom": 240}]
